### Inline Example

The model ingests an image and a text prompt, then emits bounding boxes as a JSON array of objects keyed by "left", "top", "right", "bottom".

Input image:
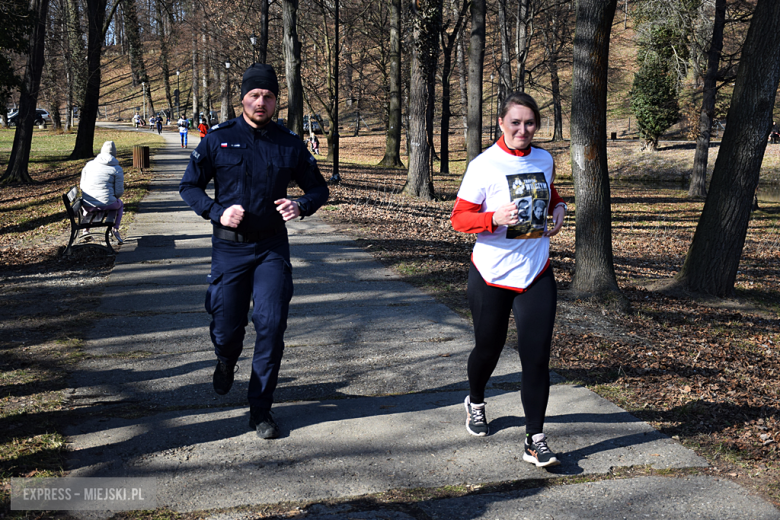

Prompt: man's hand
[
  {"left": 274, "top": 199, "right": 301, "bottom": 221},
  {"left": 220, "top": 204, "right": 245, "bottom": 228}
]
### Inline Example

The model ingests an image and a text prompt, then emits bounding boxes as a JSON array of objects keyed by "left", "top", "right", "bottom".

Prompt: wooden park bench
[{"left": 62, "top": 186, "right": 118, "bottom": 255}]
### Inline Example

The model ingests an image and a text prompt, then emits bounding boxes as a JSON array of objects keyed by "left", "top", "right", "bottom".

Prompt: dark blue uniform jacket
[{"left": 179, "top": 116, "right": 329, "bottom": 233}]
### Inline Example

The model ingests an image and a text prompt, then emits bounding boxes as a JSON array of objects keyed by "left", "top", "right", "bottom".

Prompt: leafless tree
[
  {"left": 674, "top": 0, "right": 780, "bottom": 297},
  {"left": 689, "top": 0, "right": 726, "bottom": 198},
  {"left": 439, "top": 0, "right": 468, "bottom": 173},
  {"left": 403, "top": 0, "right": 440, "bottom": 199},
  {"left": 569, "top": 0, "right": 626, "bottom": 308},
  {"left": 2, "top": 0, "right": 51, "bottom": 183},
  {"left": 283, "top": 0, "right": 304, "bottom": 137},
  {"left": 466, "top": 0, "right": 485, "bottom": 163},
  {"left": 378, "top": 0, "right": 404, "bottom": 167}
]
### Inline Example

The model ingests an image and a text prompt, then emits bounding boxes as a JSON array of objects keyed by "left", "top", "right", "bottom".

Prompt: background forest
[{"left": 0, "top": 0, "right": 758, "bottom": 150}]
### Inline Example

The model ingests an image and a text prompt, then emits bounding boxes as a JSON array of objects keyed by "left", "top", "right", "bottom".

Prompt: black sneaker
[
  {"left": 249, "top": 407, "right": 280, "bottom": 439},
  {"left": 523, "top": 433, "right": 560, "bottom": 468},
  {"left": 464, "top": 396, "right": 489, "bottom": 436},
  {"left": 212, "top": 360, "right": 237, "bottom": 395}
]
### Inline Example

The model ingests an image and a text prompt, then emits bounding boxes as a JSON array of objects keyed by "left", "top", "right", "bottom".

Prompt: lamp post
[
  {"left": 176, "top": 70, "right": 180, "bottom": 119},
  {"left": 250, "top": 33, "right": 258, "bottom": 64},
  {"left": 224, "top": 60, "right": 231, "bottom": 122},
  {"left": 225, "top": 60, "right": 231, "bottom": 104}
]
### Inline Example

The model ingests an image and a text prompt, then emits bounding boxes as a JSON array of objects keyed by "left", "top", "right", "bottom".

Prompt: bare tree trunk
[
  {"left": 674, "top": 0, "right": 780, "bottom": 297},
  {"left": 69, "top": 0, "right": 109, "bottom": 159},
  {"left": 0, "top": 94, "right": 7, "bottom": 128},
  {"left": 122, "top": 0, "right": 154, "bottom": 121},
  {"left": 344, "top": 25, "right": 354, "bottom": 108},
  {"left": 515, "top": 0, "right": 530, "bottom": 91},
  {"left": 351, "top": 52, "right": 366, "bottom": 137},
  {"left": 569, "top": 0, "right": 625, "bottom": 307},
  {"left": 65, "top": 68, "right": 73, "bottom": 132},
  {"left": 689, "top": 0, "right": 726, "bottom": 198},
  {"left": 405, "top": 43, "right": 433, "bottom": 199},
  {"left": 496, "top": 0, "right": 512, "bottom": 138},
  {"left": 440, "top": 61, "right": 452, "bottom": 174},
  {"left": 439, "top": 0, "right": 467, "bottom": 174},
  {"left": 550, "top": 55, "right": 563, "bottom": 141},
  {"left": 258, "top": 0, "right": 269, "bottom": 64},
  {"left": 191, "top": 27, "right": 199, "bottom": 124},
  {"left": 404, "top": 0, "right": 439, "bottom": 199},
  {"left": 65, "top": 0, "right": 86, "bottom": 131},
  {"left": 219, "top": 64, "right": 229, "bottom": 122},
  {"left": 155, "top": 0, "right": 173, "bottom": 119},
  {"left": 466, "top": 0, "right": 485, "bottom": 163},
  {"left": 42, "top": 60, "right": 63, "bottom": 130},
  {"left": 453, "top": 0, "right": 468, "bottom": 139},
  {"left": 122, "top": 0, "right": 146, "bottom": 88},
  {"left": 304, "top": 0, "right": 339, "bottom": 163},
  {"left": 42, "top": 13, "right": 62, "bottom": 131},
  {"left": 379, "top": 0, "right": 404, "bottom": 167},
  {"left": 2, "top": 0, "right": 50, "bottom": 184},
  {"left": 426, "top": 40, "right": 439, "bottom": 162},
  {"left": 202, "top": 34, "right": 211, "bottom": 122},
  {"left": 67, "top": 0, "right": 86, "bottom": 91},
  {"left": 283, "top": 0, "right": 304, "bottom": 138}
]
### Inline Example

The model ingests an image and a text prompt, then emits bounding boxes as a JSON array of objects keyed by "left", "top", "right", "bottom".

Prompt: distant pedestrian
[
  {"left": 308, "top": 135, "right": 320, "bottom": 155},
  {"left": 149, "top": 115, "right": 156, "bottom": 131},
  {"left": 451, "top": 91, "right": 567, "bottom": 468},
  {"left": 198, "top": 120, "right": 209, "bottom": 138},
  {"left": 156, "top": 117, "right": 163, "bottom": 135},
  {"left": 178, "top": 116, "right": 188, "bottom": 147}
]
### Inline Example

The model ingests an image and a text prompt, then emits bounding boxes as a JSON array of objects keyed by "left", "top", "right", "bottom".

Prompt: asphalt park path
[{"left": 63, "top": 123, "right": 780, "bottom": 519}]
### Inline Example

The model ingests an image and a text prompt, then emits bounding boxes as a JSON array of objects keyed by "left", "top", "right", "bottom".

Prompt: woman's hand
[
  {"left": 492, "top": 202, "right": 521, "bottom": 227},
  {"left": 544, "top": 205, "right": 566, "bottom": 237}
]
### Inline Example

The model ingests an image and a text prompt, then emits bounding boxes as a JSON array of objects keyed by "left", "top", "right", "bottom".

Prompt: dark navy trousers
[{"left": 205, "top": 233, "right": 293, "bottom": 409}]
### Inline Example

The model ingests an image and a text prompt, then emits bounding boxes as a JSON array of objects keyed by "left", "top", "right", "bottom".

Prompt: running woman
[{"left": 451, "top": 91, "right": 568, "bottom": 468}]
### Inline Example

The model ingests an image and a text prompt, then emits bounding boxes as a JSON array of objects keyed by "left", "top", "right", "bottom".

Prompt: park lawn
[{"left": 0, "top": 127, "right": 162, "bottom": 257}]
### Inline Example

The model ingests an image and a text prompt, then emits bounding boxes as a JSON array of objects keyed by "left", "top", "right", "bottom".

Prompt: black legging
[{"left": 467, "top": 261, "right": 557, "bottom": 436}]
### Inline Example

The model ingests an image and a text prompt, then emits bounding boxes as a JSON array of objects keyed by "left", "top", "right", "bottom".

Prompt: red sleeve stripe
[{"left": 451, "top": 197, "right": 496, "bottom": 234}]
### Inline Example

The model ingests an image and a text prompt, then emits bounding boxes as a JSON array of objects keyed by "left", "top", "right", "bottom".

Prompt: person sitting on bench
[{"left": 80, "top": 141, "right": 125, "bottom": 243}]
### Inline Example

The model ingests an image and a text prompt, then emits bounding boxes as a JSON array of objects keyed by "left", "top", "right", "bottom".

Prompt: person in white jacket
[
  {"left": 80, "top": 141, "right": 125, "bottom": 243},
  {"left": 177, "top": 116, "right": 188, "bottom": 147}
]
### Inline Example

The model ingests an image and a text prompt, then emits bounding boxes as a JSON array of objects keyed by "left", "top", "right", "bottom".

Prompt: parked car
[
  {"left": 8, "top": 109, "right": 51, "bottom": 126},
  {"left": 199, "top": 111, "right": 219, "bottom": 125},
  {"left": 303, "top": 115, "right": 323, "bottom": 134}
]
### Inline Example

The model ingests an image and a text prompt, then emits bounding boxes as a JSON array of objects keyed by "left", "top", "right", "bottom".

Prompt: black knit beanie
[{"left": 241, "top": 64, "right": 279, "bottom": 99}]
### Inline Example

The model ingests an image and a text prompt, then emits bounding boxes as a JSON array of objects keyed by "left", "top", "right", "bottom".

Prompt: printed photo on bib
[{"left": 506, "top": 172, "right": 550, "bottom": 239}]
